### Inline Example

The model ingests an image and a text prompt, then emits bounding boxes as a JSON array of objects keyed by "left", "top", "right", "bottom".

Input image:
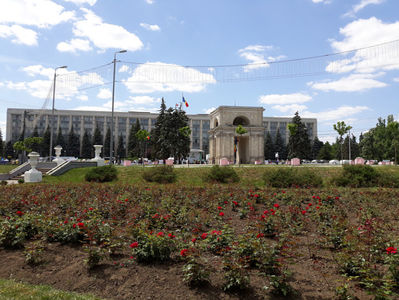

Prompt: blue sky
[{"left": 1, "top": 0, "right": 399, "bottom": 142}]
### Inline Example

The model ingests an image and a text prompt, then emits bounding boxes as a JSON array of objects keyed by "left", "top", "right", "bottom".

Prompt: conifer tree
[
  {"left": 264, "top": 131, "right": 274, "bottom": 160},
  {"left": 41, "top": 125, "right": 50, "bottom": 157},
  {"left": 55, "top": 126, "right": 66, "bottom": 150},
  {"left": 104, "top": 127, "right": 111, "bottom": 158},
  {"left": 81, "top": 130, "right": 92, "bottom": 159},
  {"left": 66, "top": 125, "right": 80, "bottom": 157},
  {"left": 117, "top": 134, "right": 126, "bottom": 159},
  {"left": 317, "top": 142, "right": 333, "bottom": 160},
  {"left": 287, "top": 112, "right": 311, "bottom": 159},
  {"left": 93, "top": 124, "right": 103, "bottom": 145},
  {"left": 274, "top": 129, "right": 287, "bottom": 160},
  {"left": 311, "top": 137, "right": 324, "bottom": 160},
  {"left": 32, "top": 125, "right": 39, "bottom": 137},
  {"left": 0, "top": 129, "right": 3, "bottom": 158},
  {"left": 5, "top": 141, "right": 14, "bottom": 159},
  {"left": 128, "top": 119, "right": 141, "bottom": 158}
]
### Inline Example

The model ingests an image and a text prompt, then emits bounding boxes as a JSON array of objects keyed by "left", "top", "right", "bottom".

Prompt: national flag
[{"left": 182, "top": 96, "right": 189, "bottom": 107}]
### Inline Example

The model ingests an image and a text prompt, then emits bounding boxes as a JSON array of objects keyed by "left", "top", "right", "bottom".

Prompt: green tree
[
  {"left": 31, "top": 125, "right": 39, "bottom": 137},
  {"left": 333, "top": 121, "right": 352, "bottom": 161},
  {"left": 274, "top": 128, "right": 287, "bottom": 160},
  {"left": 264, "top": 132, "right": 274, "bottom": 160},
  {"left": 13, "top": 137, "right": 43, "bottom": 153},
  {"left": 136, "top": 129, "right": 150, "bottom": 165},
  {"left": 0, "top": 129, "right": 3, "bottom": 157},
  {"left": 93, "top": 124, "right": 103, "bottom": 145},
  {"left": 81, "top": 130, "right": 92, "bottom": 159},
  {"left": 117, "top": 134, "right": 126, "bottom": 159},
  {"left": 5, "top": 141, "right": 14, "bottom": 159},
  {"left": 104, "top": 127, "right": 112, "bottom": 158},
  {"left": 66, "top": 125, "right": 80, "bottom": 157},
  {"left": 41, "top": 125, "right": 50, "bottom": 157},
  {"left": 317, "top": 142, "right": 333, "bottom": 160},
  {"left": 287, "top": 112, "right": 311, "bottom": 159},
  {"left": 311, "top": 136, "right": 324, "bottom": 160},
  {"left": 151, "top": 100, "right": 191, "bottom": 161},
  {"left": 128, "top": 119, "right": 141, "bottom": 158},
  {"left": 55, "top": 126, "right": 66, "bottom": 151}
]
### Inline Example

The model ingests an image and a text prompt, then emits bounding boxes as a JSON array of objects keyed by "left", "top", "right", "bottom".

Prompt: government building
[{"left": 6, "top": 107, "right": 317, "bottom": 163}]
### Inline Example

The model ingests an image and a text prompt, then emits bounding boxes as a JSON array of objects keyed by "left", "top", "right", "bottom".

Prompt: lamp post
[
  {"left": 49, "top": 65, "right": 67, "bottom": 160},
  {"left": 110, "top": 50, "right": 127, "bottom": 164}
]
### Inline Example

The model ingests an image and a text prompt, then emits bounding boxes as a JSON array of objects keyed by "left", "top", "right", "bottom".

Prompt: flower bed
[{"left": 0, "top": 183, "right": 398, "bottom": 299}]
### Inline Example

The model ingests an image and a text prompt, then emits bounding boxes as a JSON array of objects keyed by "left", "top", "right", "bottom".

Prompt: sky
[{"left": 1, "top": 0, "right": 399, "bottom": 142}]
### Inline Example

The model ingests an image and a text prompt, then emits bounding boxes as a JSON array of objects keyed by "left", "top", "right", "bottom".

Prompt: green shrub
[
  {"left": 204, "top": 166, "right": 239, "bottom": 183},
  {"left": 142, "top": 166, "right": 176, "bottom": 184},
  {"left": 332, "top": 165, "right": 379, "bottom": 187},
  {"left": 263, "top": 168, "right": 322, "bottom": 188},
  {"left": 85, "top": 165, "right": 117, "bottom": 183}
]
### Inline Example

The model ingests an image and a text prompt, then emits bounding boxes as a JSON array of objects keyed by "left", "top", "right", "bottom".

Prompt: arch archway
[{"left": 233, "top": 116, "right": 250, "bottom": 126}]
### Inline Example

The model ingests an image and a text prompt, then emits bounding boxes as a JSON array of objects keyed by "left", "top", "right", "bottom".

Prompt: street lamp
[
  {"left": 49, "top": 65, "right": 67, "bottom": 160},
  {"left": 110, "top": 50, "right": 127, "bottom": 164}
]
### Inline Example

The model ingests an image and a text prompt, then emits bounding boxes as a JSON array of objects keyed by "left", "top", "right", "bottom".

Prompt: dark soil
[{"left": 0, "top": 240, "right": 372, "bottom": 300}]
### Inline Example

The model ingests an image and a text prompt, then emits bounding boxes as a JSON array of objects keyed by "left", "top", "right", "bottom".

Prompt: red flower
[
  {"left": 89, "top": 207, "right": 93, "bottom": 211},
  {"left": 191, "top": 238, "right": 197, "bottom": 243},
  {"left": 224, "top": 201, "right": 228, "bottom": 204},
  {"left": 77, "top": 222, "right": 84, "bottom": 228},
  {"left": 130, "top": 242, "right": 139, "bottom": 248},
  {"left": 219, "top": 212, "right": 224, "bottom": 217},
  {"left": 16, "top": 211, "right": 23, "bottom": 216},
  {"left": 257, "top": 233, "right": 264, "bottom": 238},
  {"left": 386, "top": 247, "right": 397, "bottom": 254},
  {"left": 180, "top": 249, "right": 189, "bottom": 257},
  {"left": 157, "top": 231, "right": 164, "bottom": 237},
  {"left": 335, "top": 196, "right": 340, "bottom": 200},
  {"left": 264, "top": 210, "right": 269, "bottom": 214},
  {"left": 168, "top": 233, "right": 175, "bottom": 239},
  {"left": 273, "top": 203, "right": 279, "bottom": 208},
  {"left": 201, "top": 233, "right": 208, "bottom": 239},
  {"left": 301, "top": 210, "right": 306, "bottom": 215},
  {"left": 217, "top": 206, "right": 222, "bottom": 210},
  {"left": 232, "top": 201, "right": 238, "bottom": 206},
  {"left": 308, "top": 203, "right": 312, "bottom": 206},
  {"left": 73, "top": 223, "right": 76, "bottom": 228},
  {"left": 64, "top": 220, "right": 68, "bottom": 224}
]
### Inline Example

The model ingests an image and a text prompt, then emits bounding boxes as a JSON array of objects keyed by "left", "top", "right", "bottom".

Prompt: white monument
[
  {"left": 91, "top": 145, "right": 105, "bottom": 166},
  {"left": 209, "top": 106, "right": 265, "bottom": 165},
  {"left": 24, "top": 152, "right": 42, "bottom": 183},
  {"left": 52, "top": 145, "right": 65, "bottom": 166}
]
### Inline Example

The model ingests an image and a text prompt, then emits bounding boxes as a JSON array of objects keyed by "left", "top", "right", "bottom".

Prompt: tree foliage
[
  {"left": 264, "top": 132, "right": 274, "bottom": 160},
  {"left": 55, "top": 126, "right": 66, "bottom": 150},
  {"left": 287, "top": 112, "right": 311, "bottom": 159},
  {"left": 151, "top": 99, "right": 191, "bottom": 160},
  {"left": 274, "top": 129, "right": 287, "bottom": 160},
  {"left": 360, "top": 115, "right": 399, "bottom": 161},
  {"left": 41, "top": 126, "right": 50, "bottom": 157},
  {"left": 81, "top": 130, "right": 92, "bottom": 159},
  {"left": 13, "top": 137, "right": 43, "bottom": 153},
  {"left": 333, "top": 121, "right": 352, "bottom": 161},
  {"left": 66, "top": 125, "right": 80, "bottom": 157},
  {"left": 117, "top": 134, "right": 126, "bottom": 159},
  {"left": 128, "top": 119, "right": 141, "bottom": 158},
  {"left": 311, "top": 137, "right": 324, "bottom": 160},
  {"left": 93, "top": 124, "right": 103, "bottom": 146},
  {"left": 0, "top": 129, "right": 3, "bottom": 157}
]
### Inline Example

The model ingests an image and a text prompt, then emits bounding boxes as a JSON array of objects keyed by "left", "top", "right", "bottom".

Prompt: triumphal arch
[{"left": 208, "top": 106, "right": 265, "bottom": 164}]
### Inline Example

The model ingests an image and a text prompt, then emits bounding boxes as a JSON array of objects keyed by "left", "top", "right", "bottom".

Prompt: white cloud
[
  {"left": 123, "top": 62, "right": 216, "bottom": 94},
  {"left": 301, "top": 106, "right": 370, "bottom": 122},
  {"left": 63, "top": 0, "right": 97, "bottom": 6},
  {"left": 312, "top": 0, "right": 331, "bottom": 3},
  {"left": 71, "top": 8, "right": 143, "bottom": 51},
  {"left": 259, "top": 93, "right": 312, "bottom": 105},
  {"left": 22, "top": 65, "right": 54, "bottom": 78},
  {"left": 326, "top": 18, "right": 399, "bottom": 74},
  {"left": 204, "top": 107, "right": 216, "bottom": 114},
  {"left": 3, "top": 65, "right": 105, "bottom": 100},
  {"left": 0, "top": 0, "right": 74, "bottom": 28},
  {"left": 0, "top": 25, "right": 38, "bottom": 46},
  {"left": 145, "top": 0, "right": 154, "bottom": 4},
  {"left": 272, "top": 104, "right": 308, "bottom": 113},
  {"left": 126, "top": 96, "right": 161, "bottom": 105},
  {"left": 394, "top": 77, "right": 399, "bottom": 83},
  {"left": 73, "top": 96, "right": 160, "bottom": 112},
  {"left": 345, "top": 0, "right": 384, "bottom": 17},
  {"left": 140, "top": 23, "right": 160, "bottom": 31},
  {"left": 238, "top": 44, "right": 285, "bottom": 72},
  {"left": 97, "top": 88, "right": 112, "bottom": 99},
  {"left": 119, "top": 65, "right": 130, "bottom": 73},
  {"left": 57, "top": 38, "right": 92, "bottom": 53},
  {"left": 309, "top": 73, "right": 387, "bottom": 92},
  {"left": 77, "top": 94, "right": 88, "bottom": 101}
]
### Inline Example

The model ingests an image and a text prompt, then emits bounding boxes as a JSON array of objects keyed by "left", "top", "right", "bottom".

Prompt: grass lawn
[
  {"left": 0, "top": 165, "right": 17, "bottom": 174},
  {"left": 0, "top": 279, "right": 102, "bottom": 300}
]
